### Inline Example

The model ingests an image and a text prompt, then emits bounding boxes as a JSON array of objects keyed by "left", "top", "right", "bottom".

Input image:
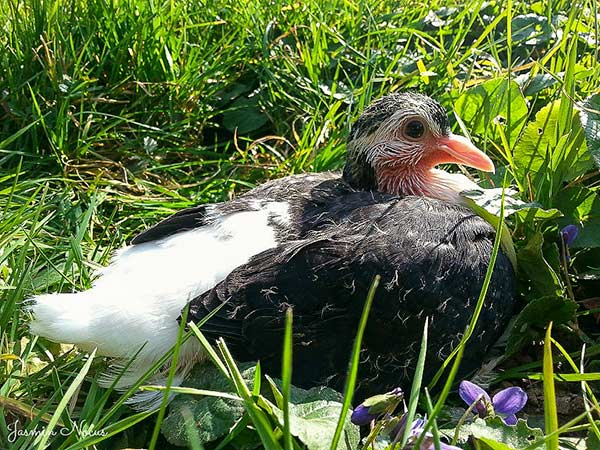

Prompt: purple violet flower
[
  {"left": 350, "top": 403, "right": 379, "bottom": 426},
  {"left": 459, "top": 380, "right": 527, "bottom": 425},
  {"left": 561, "top": 225, "right": 579, "bottom": 247}
]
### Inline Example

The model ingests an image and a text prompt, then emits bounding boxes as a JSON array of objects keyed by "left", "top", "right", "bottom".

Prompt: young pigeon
[{"left": 29, "top": 92, "right": 516, "bottom": 407}]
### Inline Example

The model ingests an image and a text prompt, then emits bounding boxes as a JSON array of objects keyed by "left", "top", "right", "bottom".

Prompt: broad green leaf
[
  {"left": 514, "top": 73, "right": 558, "bottom": 97},
  {"left": 461, "top": 188, "right": 561, "bottom": 219},
  {"left": 467, "top": 418, "right": 545, "bottom": 450},
  {"left": 586, "top": 429, "right": 600, "bottom": 449},
  {"left": 555, "top": 187, "right": 600, "bottom": 248},
  {"left": 263, "top": 380, "right": 359, "bottom": 450},
  {"left": 161, "top": 363, "right": 256, "bottom": 447},
  {"left": 516, "top": 232, "right": 562, "bottom": 298},
  {"left": 511, "top": 14, "right": 552, "bottom": 45},
  {"left": 272, "top": 378, "right": 347, "bottom": 404},
  {"left": 162, "top": 362, "right": 354, "bottom": 449},
  {"left": 229, "top": 427, "right": 263, "bottom": 450},
  {"left": 514, "top": 100, "right": 592, "bottom": 200},
  {"left": 474, "top": 437, "right": 516, "bottom": 450},
  {"left": 269, "top": 399, "right": 360, "bottom": 450},
  {"left": 223, "top": 97, "right": 268, "bottom": 134},
  {"left": 579, "top": 93, "right": 600, "bottom": 168},
  {"left": 454, "top": 78, "right": 528, "bottom": 149},
  {"left": 506, "top": 296, "right": 577, "bottom": 355}
]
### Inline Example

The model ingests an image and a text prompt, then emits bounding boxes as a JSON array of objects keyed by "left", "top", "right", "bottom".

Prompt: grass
[{"left": 1, "top": 0, "right": 599, "bottom": 448}]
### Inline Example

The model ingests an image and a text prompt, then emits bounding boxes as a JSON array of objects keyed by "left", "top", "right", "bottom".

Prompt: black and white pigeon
[{"left": 29, "top": 92, "right": 516, "bottom": 407}]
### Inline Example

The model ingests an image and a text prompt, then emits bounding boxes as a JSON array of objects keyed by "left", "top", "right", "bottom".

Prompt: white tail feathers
[
  {"left": 26, "top": 209, "right": 286, "bottom": 409},
  {"left": 28, "top": 292, "right": 96, "bottom": 352},
  {"left": 28, "top": 289, "right": 204, "bottom": 410}
]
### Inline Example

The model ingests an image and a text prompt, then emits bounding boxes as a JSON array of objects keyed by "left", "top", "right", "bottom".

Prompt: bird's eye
[{"left": 404, "top": 119, "right": 426, "bottom": 140}]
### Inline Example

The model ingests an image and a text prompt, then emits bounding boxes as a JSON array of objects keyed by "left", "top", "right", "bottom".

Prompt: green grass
[{"left": 1, "top": 0, "right": 599, "bottom": 448}]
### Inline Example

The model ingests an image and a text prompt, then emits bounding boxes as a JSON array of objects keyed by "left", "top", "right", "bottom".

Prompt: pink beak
[{"left": 433, "top": 134, "right": 495, "bottom": 173}]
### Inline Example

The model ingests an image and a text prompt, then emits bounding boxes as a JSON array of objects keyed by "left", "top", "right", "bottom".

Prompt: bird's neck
[{"left": 375, "top": 163, "right": 480, "bottom": 204}]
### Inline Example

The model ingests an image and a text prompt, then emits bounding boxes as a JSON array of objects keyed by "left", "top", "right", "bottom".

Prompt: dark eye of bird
[{"left": 404, "top": 119, "right": 425, "bottom": 139}]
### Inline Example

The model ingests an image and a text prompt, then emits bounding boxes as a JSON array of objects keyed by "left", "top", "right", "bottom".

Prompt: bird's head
[{"left": 343, "top": 92, "right": 494, "bottom": 202}]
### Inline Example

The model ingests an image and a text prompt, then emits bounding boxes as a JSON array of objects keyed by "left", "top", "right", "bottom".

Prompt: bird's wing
[
  {"left": 181, "top": 197, "right": 516, "bottom": 395},
  {"left": 129, "top": 172, "right": 347, "bottom": 245},
  {"left": 183, "top": 233, "right": 370, "bottom": 389},
  {"left": 131, "top": 205, "right": 209, "bottom": 245}
]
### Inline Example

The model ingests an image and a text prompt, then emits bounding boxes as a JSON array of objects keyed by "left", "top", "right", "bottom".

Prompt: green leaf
[
  {"left": 475, "top": 437, "right": 516, "bottom": 450},
  {"left": 586, "top": 429, "right": 600, "bottom": 450},
  {"left": 454, "top": 78, "right": 528, "bottom": 149},
  {"left": 467, "top": 417, "right": 545, "bottom": 450},
  {"left": 514, "top": 100, "right": 592, "bottom": 200},
  {"left": 461, "top": 188, "right": 559, "bottom": 219},
  {"left": 579, "top": 93, "right": 600, "bottom": 168},
  {"left": 274, "top": 379, "right": 347, "bottom": 404},
  {"left": 527, "top": 372, "right": 600, "bottom": 381},
  {"left": 229, "top": 427, "right": 263, "bottom": 450},
  {"left": 161, "top": 363, "right": 256, "bottom": 447},
  {"left": 162, "top": 361, "right": 354, "bottom": 449},
  {"left": 269, "top": 399, "right": 360, "bottom": 450},
  {"left": 511, "top": 14, "right": 552, "bottom": 45},
  {"left": 223, "top": 97, "right": 268, "bottom": 134},
  {"left": 506, "top": 296, "right": 578, "bottom": 355},
  {"left": 516, "top": 232, "right": 562, "bottom": 298},
  {"left": 555, "top": 187, "right": 600, "bottom": 249},
  {"left": 514, "top": 73, "right": 558, "bottom": 97},
  {"left": 262, "top": 380, "right": 358, "bottom": 450}
]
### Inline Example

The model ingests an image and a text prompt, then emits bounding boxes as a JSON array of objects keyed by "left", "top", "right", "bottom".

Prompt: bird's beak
[{"left": 435, "top": 134, "right": 495, "bottom": 173}]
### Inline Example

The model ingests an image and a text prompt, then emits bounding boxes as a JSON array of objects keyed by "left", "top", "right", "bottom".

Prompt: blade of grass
[
  {"left": 400, "top": 316, "right": 428, "bottom": 448},
  {"left": 282, "top": 308, "right": 294, "bottom": 450},
  {"left": 253, "top": 360, "right": 262, "bottom": 396},
  {"left": 183, "top": 416, "right": 204, "bottom": 450},
  {"left": 148, "top": 305, "right": 190, "bottom": 450},
  {"left": 329, "top": 274, "right": 379, "bottom": 450},
  {"left": 413, "top": 342, "right": 466, "bottom": 450},
  {"left": 544, "top": 322, "right": 559, "bottom": 450},
  {"left": 424, "top": 388, "right": 441, "bottom": 450},
  {"left": 140, "top": 385, "right": 242, "bottom": 401},
  {"left": 215, "top": 415, "right": 251, "bottom": 450},
  {"left": 35, "top": 349, "right": 96, "bottom": 450},
  {"left": 217, "top": 339, "right": 283, "bottom": 450},
  {"left": 429, "top": 182, "right": 509, "bottom": 388},
  {"left": 64, "top": 410, "right": 156, "bottom": 450},
  {"left": 188, "top": 321, "right": 230, "bottom": 379}
]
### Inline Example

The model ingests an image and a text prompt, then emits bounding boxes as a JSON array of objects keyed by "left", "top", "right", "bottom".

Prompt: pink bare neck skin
[
  {"left": 375, "top": 161, "right": 431, "bottom": 197},
  {"left": 374, "top": 157, "right": 479, "bottom": 203}
]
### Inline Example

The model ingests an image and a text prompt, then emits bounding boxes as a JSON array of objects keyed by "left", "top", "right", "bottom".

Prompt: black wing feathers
[
  {"left": 183, "top": 197, "right": 516, "bottom": 397},
  {"left": 131, "top": 205, "right": 208, "bottom": 245}
]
